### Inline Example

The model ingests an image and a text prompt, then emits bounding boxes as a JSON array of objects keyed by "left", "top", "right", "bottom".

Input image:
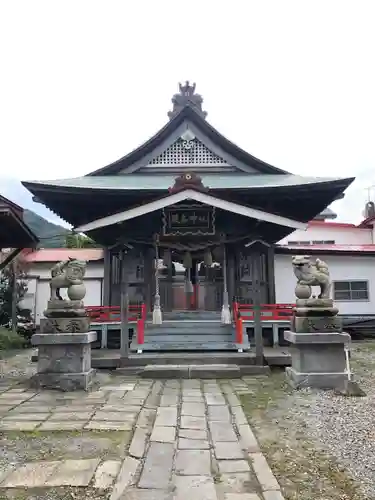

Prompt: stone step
[
  {"left": 124, "top": 352, "right": 257, "bottom": 366},
  {"left": 135, "top": 364, "right": 269, "bottom": 378},
  {"left": 143, "top": 334, "right": 232, "bottom": 343},
  {"left": 130, "top": 341, "right": 247, "bottom": 351}
]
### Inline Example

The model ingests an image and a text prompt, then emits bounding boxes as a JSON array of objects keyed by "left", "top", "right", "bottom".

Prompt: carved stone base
[
  {"left": 285, "top": 367, "right": 348, "bottom": 389},
  {"left": 296, "top": 298, "right": 334, "bottom": 308},
  {"left": 292, "top": 315, "right": 342, "bottom": 333},
  {"left": 284, "top": 330, "right": 351, "bottom": 390},
  {"left": 40, "top": 317, "right": 90, "bottom": 334},
  {"left": 31, "top": 369, "right": 97, "bottom": 392},
  {"left": 44, "top": 299, "right": 87, "bottom": 318},
  {"left": 31, "top": 331, "right": 97, "bottom": 392}
]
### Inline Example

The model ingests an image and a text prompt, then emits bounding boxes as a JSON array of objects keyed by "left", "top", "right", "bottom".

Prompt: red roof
[
  {"left": 308, "top": 220, "right": 359, "bottom": 229},
  {"left": 279, "top": 244, "right": 375, "bottom": 253},
  {"left": 24, "top": 248, "right": 104, "bottom": 262}
]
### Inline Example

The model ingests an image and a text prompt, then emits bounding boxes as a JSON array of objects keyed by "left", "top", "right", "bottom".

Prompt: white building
[{"left": 22, "top": 208, "right": 375, "bottom": 325}]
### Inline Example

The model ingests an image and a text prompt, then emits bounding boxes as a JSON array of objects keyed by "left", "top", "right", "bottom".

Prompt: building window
[
  {"left": 287, "top": 240, "right": 311, "bottom": 245},
  {"left": 312, "top": 240, "right": 335, "bottom": 244},
  {"left": 333, "top": 281, "right": 369, "bottom": 301},
  {"left": 287, "top": 240, "right": 336, "bottom": 245}
]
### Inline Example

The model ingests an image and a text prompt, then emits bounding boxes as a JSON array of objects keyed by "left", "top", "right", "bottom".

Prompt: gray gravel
[
  {"left": 0, "top": 348, "right": 36, "bottom": 386},
  {"left": 286, "top": 343, "right": 375, "bottom": 499}
]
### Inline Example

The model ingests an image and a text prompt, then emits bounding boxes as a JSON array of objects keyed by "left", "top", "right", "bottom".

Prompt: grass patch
[
  {"left": 0, "top": 327, "right": 25, "bottom": 352},
  {"left": 240, "top": 371, "right": 366, "bottom": 500},
  {"left": 0, "top": 429, "right": 131, "bottom": 462}
]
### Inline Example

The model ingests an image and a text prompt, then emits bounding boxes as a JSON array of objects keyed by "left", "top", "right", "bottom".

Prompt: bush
[{"left": 0, "top": 327, "right": 26, "bottom": 351}]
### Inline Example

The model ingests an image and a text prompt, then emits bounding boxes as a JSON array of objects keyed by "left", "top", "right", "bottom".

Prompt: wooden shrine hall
[{"left": 23, "top": 82, "right": 354, "bottom": 367}]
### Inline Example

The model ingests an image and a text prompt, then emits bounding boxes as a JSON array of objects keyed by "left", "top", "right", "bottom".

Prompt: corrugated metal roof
[
  {"left": 279, "top": 244, "right": 375, "bottom": 253},
  {"left": 24, "top": 248, "right": 104, "bottom": 262},
  {"left": 23, "top": 174, "right": 353, "bottom": 191}
]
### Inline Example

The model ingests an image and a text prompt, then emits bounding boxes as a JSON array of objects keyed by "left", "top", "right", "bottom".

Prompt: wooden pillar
[
  {"left": 103, "top": 247, "right": 111, "bottom": 306},
  {"left": 227, "top": 245, "right": 236, "bottom": 306},
  {"left": 252, "top": 250, "right": 264, "bottom": 365},
  {"left": 267, "top": 245, "right": 276, "bottom": 304},
  {"left": 120, "top": 249, "right": 130, "bottom": 358}
]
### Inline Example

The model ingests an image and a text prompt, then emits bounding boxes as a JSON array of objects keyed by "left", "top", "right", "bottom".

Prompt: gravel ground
[
  {"left": 291, "top": 342, "right": 375, "bottom": 499},
  {"left": 240, "top": 342, "right": 375, "bottom": 500},
  {"left": 0, "top": 348, "right": 36, "bottom": 386}
]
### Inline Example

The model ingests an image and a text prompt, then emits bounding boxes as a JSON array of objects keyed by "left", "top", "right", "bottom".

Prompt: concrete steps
[
  {"left": 117, "top": 363, "right": 270, "bottom": 378},
  {"left": 131, "top": 312, "right": 250, "bottom": 352},
  {"left": 130, "top": 319, "right": 249, "bottom": 352}
]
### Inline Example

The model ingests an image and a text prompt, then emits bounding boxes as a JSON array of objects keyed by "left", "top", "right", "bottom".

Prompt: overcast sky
[{"left": 0, "top": 0, "right": 374, "bottom": 223}]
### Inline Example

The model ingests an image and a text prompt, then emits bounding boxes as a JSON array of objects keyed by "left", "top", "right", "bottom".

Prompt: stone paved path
[{"left": 0, "top": 376, "right": 285, "bottom": 499}]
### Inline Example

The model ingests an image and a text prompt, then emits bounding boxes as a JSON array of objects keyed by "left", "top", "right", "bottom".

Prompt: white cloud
[{"left": 0, "top": 0, "right": 374, "bottom": 223}]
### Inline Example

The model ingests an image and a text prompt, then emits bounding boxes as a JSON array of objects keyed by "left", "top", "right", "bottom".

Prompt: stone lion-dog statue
[
  {"left": 50, "top": 257, "right": 87, "bottom": 301},
  {"left": 292, "top": 255, "right": 331, "bottom": 299}
]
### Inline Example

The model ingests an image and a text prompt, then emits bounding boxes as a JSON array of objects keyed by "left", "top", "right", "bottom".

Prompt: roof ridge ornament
[
  {"left": 168, "top": 81, "right": 207, "bottom": 120},
  {"left": 168, "top": 172, "right": 209, "bottom": 194}
]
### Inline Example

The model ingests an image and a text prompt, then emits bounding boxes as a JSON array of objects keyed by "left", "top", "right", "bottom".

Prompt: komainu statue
[
  {"left": 292, "top": 255, "right": 331, "bottom": 299},
  {"left": 50, "top": 257, "right": 87, "bottom": 301}
]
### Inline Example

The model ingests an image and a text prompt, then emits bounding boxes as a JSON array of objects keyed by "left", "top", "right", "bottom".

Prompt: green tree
[
  {"left": 64, "top": 232, "right": 99, "bottom": 249},
  {"left": 0, "top": 259, "right": 28, "bottom": 329}
]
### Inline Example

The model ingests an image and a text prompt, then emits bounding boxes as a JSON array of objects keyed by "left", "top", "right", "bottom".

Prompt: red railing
[
  {"left": 233, "top": 302, "right": 243, "bottom": 344},
  {"left": 233, "top": 302, "right": 295, "bottom": 321},
  {"left": 85, "top": 305, "right": 143, "bottom": 323},
  {"left": 136, "top": 303, "right": 147, "bottom": 345}
]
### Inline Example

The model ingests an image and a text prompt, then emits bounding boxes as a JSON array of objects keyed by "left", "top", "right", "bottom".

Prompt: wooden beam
[
  {"left": 120, "top": 250, "right": 130, "bottom": 358},
  {"left": 103, "top": 247, "right": 111, "bottom": 306},
  {"left": 75, "top": 189, "right": 307, "bottom": 233}
]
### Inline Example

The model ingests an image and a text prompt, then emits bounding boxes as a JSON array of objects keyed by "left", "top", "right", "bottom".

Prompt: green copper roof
[{"left": 23, "top": 174, "right": 353, "bottom": 191}]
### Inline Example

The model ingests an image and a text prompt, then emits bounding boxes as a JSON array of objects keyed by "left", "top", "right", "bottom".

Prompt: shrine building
[{"left": 23, "top": 82, "right": 354, "bottom": 364}]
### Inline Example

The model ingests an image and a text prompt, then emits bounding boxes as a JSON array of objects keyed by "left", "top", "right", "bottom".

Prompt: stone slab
[
  {"left": 121, "top": 490, "right": 173, "bottom": 499},
  {"left": 214, "top": 442, "right": 244, "bottom": 459},
  {"left": 94, "top": 460, "right": 121, "bottom": 489},
  {"left": 205, "top": 393, "right": 226, "bottom": 405},
  {"left": 39, "top": 420, "right": 87, "bottom": 430},
  {"left": 142, "top": 365, "right": 189, "bottom": 378},
  {"left": 238, "top": 424, "right": 260, "bottom": 452},
  {"left": 181, "top": 415, "right": 207, "bottom": 430},
  {"left": 31, "top": 369, "right": 96, "bottom": 392},
  {"left": 208, "top": 405, "right": 231, "bottom": 421},
  {"left": 3, "top": 461, "right": 60, "bottom": 487},
  {"left": 173, "top": 475, "right": 218, "bottom": 500},
  {"left": 249, "top": 452, "right": 280, "bottom": 491},
  {"left": 285, "top": 366, "right": 348, "bottom": 389},
  {"left": 150, "top": 425, "right": 176, "bottom": 443},
  {"left": 45, "top": 458, "right": 100, "bottom": 487},
  {"left": 181, "top": 402, "right": 206, "bottom": 416},
  {"left": 129, "top": 427, "right": 149, "bottom": 458},
  {"left": 155, "top": 407, "right": 178, "bottom": 427},
  {"left": 110, "top": 456, "right": 140, "bottom": 500},
  {"left": 209, "top": 421, "right": 237, "bottom": 442},
  {"left": 138, "top": 442, "right": 174, "bottom": 489},
  {"left": 178, "top": 438, "right": 210, "bottom": 449},
  {"left": 263, "top": 492, "right": 286, "bottom": 500},
  {"left": 179, "top": 428, "right": 208, "bottom": 440},
  {"left": 85, "top": 421, "right": 133, "bottom": 431},
  {"left": 0, "top": 421, "right": 40, "bottom": 431},
  {"left": 32, "top": 331, "right": 97, "bottom": 345},
  {"left": 189, "top": 364, "right": 241, "bottom": 378},
  {"left": 218, "top": 460, "right": 251, "bottom": 473},
  {"left": 224, "top": 494, "right": 261, "bottom": 500},
  {"left": 175, "top": 449, "right": 211, "bottom": 475},
  {"left": 284, "top": 330, "right": 350, "bottom": 344}
]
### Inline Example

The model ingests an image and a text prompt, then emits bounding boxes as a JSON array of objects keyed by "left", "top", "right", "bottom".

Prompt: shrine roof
[{"left": 22, "top": 173, "right": 354, "bottom": 192}]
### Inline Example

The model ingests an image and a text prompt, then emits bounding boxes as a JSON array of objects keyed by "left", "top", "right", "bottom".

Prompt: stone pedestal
[
  {"left": 284, "top": 330, "right": 351, "bottom": 389},
  {"left": 31, "top": 331, "right": 97, "bottom": 392}
]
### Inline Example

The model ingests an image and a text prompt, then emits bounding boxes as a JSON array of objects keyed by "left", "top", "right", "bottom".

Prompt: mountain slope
[{"left": 23, "top": 210, "right": 70, "bottom": 248}]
